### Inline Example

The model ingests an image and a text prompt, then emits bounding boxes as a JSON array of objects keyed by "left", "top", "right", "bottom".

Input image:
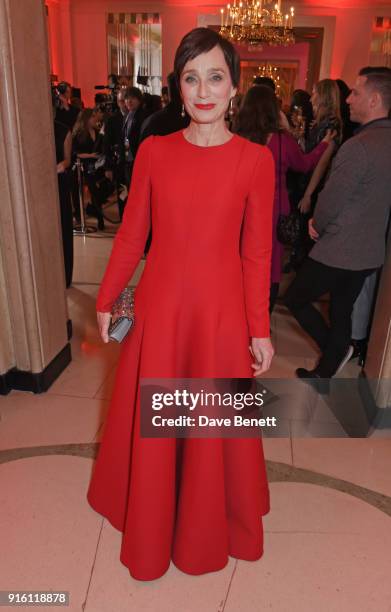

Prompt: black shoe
[
  {"left": 296, "top": 367, "right": 330, "bottom": 394},
  {"left": 350, "top": 339, "right": 367, "bottom": 367},
  {"left": 97, "top": 217, "right": 105, "bottom": 231}
]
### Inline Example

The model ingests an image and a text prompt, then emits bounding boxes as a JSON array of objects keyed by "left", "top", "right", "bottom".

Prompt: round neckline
[{"left": 181, "top": 130, "right": 237, "bottom": 149}]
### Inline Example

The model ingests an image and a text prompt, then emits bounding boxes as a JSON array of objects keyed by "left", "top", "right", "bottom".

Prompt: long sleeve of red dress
[
  {"left": 96, "top": 136, "right": 154, "bottom": 313},
  {"left": 240, "top": 148, "right": 274, "bottom": 337}
]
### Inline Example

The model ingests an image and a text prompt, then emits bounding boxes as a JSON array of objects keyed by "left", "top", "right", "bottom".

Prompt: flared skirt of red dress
[{"left": 87, "top": 304, "right": 270, "bottom": 581}]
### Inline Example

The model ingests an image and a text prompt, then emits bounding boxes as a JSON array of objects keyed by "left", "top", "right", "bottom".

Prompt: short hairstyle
[
  {"left": 359, "top": 66, "right": 391, "bottom": 76},
  {"left": 174, "top": 27, "right": 240, "bottom": 88},
  {"left": 253, "top": 76, "right": 276, "bottom": 92},
  {"left": 124, "top": 86, "right": 143, "bottom": 101},
  {"left": 362, "top": 71, "right": 391, "bottom": 113}
]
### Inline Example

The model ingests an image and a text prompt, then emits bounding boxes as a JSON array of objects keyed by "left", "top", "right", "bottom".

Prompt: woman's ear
[{"left": 231, "top": 86, "right": 238, "bottom": 99}]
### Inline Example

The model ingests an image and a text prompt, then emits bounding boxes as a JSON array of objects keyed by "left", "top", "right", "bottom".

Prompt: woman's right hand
[
  {"left": 97, "top": 311, "right": 112, "bottom": 343},
  {"left": 322, "top": 129, "right": 337, "bottom": 144}
]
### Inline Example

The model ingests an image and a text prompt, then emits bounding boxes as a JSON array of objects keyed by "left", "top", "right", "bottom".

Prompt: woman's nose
[{"left": 197, "top": 79, "right": 209, "bottom": 99}]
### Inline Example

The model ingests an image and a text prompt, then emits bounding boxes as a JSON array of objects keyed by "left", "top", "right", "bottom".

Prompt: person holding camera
[{"left": 55, "top": 81, "right": 80, "bottom": 131}]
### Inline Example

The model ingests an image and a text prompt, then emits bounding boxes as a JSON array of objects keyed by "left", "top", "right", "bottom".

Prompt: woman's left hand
[{"left": 249, "top": 337, "right": 275, "bottom": 376}]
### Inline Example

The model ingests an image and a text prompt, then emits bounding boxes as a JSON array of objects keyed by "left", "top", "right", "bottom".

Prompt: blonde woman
[{"left": 299, "top": 79, "right": 342, "bottom": 214}]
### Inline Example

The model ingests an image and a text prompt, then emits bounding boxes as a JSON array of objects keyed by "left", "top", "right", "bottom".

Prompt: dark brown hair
[
  {"left": 174, "top": 27, "right": 240, "bottom": 88},
  {"left": 124, "top": 86, "right": 143, "bottom": 101},
  {"left": 72, "top": 108, "right": 94, "bottom": 141},
  {"left": 234, "top": 85, "right": 280, "bottom": 145},
  {"left": 313, "top": 79, "right": 341, "bottom": 125}
]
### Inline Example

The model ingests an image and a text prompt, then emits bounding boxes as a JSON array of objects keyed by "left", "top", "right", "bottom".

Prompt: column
[
  {"left": 0, "top": 0, "right": 71, "bottom": 394},
  {"left": 364, "top": 232, "right": 391, "bottom": 412}
]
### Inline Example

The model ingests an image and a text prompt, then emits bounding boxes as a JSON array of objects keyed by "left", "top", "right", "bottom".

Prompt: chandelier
[{"left": 219, "top": 0, "right": 295, "bottom": 47}]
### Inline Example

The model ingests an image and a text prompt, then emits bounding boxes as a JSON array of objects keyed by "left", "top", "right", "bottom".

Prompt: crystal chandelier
[{"left": 219, "top": 0, "right": 295, "bottom": 48}]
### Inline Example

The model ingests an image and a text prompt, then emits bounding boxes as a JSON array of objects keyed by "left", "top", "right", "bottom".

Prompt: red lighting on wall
[{"left": 373, "top": 17, "right": 391, "bottom": 32}]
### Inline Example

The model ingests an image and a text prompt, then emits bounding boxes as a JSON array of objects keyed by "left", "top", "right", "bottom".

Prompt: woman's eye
[
  {"left": 211, "top": 74, "right": 223, "bottom": 81},
  {"left": 184, "top": 76, "right": 196, "bottom": 83}
]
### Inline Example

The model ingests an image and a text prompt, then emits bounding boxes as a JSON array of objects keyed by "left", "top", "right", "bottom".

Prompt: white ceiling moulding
[{"left": 198, "top": 13, "right": 336, "bottom": 80}]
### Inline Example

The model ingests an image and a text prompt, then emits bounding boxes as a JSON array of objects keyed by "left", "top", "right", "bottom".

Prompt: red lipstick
[{"left": 194, "top": 103, "right": 216, "bottom": 110}]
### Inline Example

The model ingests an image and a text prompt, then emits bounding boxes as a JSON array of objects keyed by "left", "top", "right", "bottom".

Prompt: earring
[
  {"left": 228, "top": 98, "right": 235, "bottom": 117},
  {"left": 181, "top": 103, "right": 186, "bottom": 118}
]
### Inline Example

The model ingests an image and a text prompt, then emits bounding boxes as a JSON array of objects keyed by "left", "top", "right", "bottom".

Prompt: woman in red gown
[{"left": 87, "top": 28, "right": 275, "bottom": 581}]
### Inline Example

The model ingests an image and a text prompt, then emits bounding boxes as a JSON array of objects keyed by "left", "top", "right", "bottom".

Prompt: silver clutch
[{"left": 108, "top": 288, "right": 135, "bottom": 343}]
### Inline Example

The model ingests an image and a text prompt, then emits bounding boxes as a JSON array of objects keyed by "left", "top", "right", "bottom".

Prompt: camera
[{"left": 94, "top": 86, "right": 118, "bottom": 115}]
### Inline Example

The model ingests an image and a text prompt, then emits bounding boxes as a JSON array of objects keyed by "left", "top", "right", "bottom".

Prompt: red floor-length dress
[{"left": 87, "top": 130, "right": 275, "bottom": 580}]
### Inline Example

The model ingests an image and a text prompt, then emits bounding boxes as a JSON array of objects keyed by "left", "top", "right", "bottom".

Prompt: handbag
[
  {"left": 108, "top": 287, "right": 135, "bottom": 342},
  {"left": 276, "top": 132, "right": 303, "bottom": 247}
]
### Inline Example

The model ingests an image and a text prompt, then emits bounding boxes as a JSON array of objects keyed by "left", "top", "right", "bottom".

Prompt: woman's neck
[{"left": 184, "top": 120, "right": 232, "bottom": 147}]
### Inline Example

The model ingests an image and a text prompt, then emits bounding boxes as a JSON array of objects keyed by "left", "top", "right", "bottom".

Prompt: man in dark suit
[
  {"left": 123, "top": 86, "right": 147, "bottom": 194},
  {"left": 139, "top": 72, "right": 190, "bottom": 142},
  {"left": 285, "top": 70, "right": 391, "bottom": 381},
  {"left": 103, "top": 89, "right": 129, "bottom": 218},
  {"left": 55, "top": 81, "right": 80, "bottom": 130}
]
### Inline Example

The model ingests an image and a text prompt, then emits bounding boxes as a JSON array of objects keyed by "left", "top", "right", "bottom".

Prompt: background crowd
[{"left": 52, "top": 63, "right": 391, "bottom": 380}]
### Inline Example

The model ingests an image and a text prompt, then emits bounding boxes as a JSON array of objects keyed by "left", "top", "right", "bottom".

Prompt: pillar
[
  {"left": 363, "top": 232, "right": 391, "bottom": 411},
  {"left": 0, "top": 0, "right": 71, "bottom": 394}
]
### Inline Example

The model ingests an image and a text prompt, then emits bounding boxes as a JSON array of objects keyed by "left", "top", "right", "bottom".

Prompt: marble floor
[{"left": 0, "top": 224, "right": 390, "bottom": 612}]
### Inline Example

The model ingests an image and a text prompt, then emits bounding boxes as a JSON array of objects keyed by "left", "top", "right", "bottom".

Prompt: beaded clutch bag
[{"left": 108, "top": 287, "right": 135, "bottom": 342}]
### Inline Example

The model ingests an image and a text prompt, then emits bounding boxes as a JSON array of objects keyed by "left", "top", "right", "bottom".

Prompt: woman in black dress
[
  {"left": 72, "top": 108, "right": 106, "bottom": 230},
  {"left": 298, "top": 79, "right": 342, "bottom": 215}
]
